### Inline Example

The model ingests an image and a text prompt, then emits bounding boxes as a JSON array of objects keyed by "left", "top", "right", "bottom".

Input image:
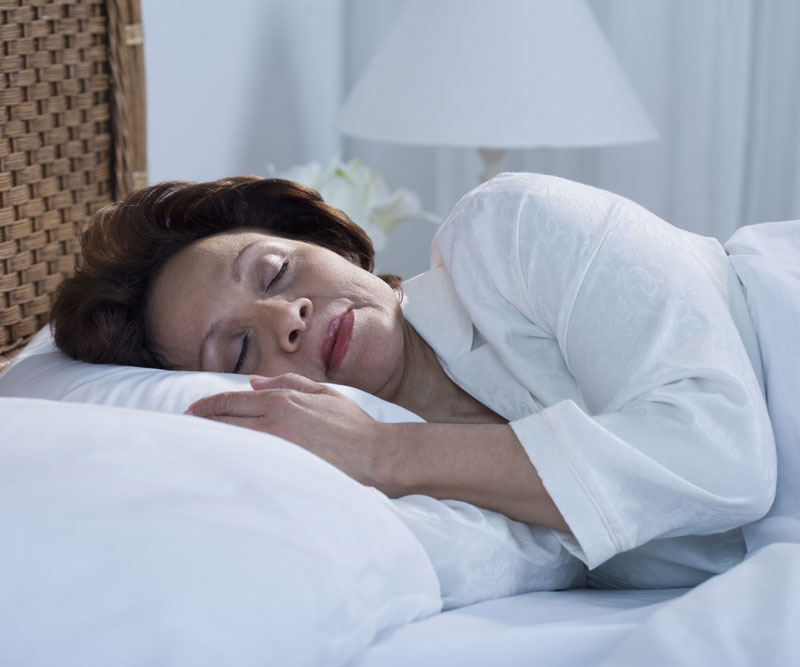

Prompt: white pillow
[
  {"left": 0, "top": 326, "right": 419, "bottom": 423},
  {"left": 0, "top": 397, "right": 441, "bottom": 667},
  {"left": 0, "top": 327, "right": 586, "bottom": 609}
]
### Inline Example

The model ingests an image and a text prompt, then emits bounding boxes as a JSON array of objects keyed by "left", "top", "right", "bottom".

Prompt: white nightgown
[{"left": 400, "top": 173, "right": 776, "bottom": 588}]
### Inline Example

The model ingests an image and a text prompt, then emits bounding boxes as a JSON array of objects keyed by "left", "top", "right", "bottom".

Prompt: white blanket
[
  {"left": 727, "top": 220, "right": 800, "bottom": 551},
  {"left": 353, "top": 543, "right": 800, "bottom": 666}
]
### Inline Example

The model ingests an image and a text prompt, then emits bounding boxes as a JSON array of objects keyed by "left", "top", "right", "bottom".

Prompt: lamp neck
[{"left": 478, "top": 147, "right": 506, "bottom": 183}]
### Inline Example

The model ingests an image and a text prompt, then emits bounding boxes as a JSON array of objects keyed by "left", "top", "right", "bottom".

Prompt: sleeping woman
[{"left": 51, "top": 172, "right": 777, "bottom": 591}]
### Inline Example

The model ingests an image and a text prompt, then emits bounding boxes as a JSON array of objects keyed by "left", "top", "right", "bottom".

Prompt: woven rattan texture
[
  {"left": 0, "top": 0, "right": 145, "bottom": 362},
  {"left": 107, "top": 0, "right": 145, "bottom": 197}
]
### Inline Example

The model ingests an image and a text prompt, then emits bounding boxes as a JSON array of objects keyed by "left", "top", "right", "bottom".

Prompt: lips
[{"left": 322, "top": 310, "right": 354, "bottom": 375}]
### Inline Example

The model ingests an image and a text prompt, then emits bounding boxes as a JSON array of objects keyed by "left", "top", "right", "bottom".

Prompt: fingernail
[{"left": 184, "top": 408, "right": 194, "bottom": 415}]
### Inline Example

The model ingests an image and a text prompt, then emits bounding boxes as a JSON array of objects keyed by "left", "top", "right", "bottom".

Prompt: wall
[
  {"left": 141, "top": 0, "right": 800, "bottom": 278},
  {"left": 142, "top": 0, "right": 344, "bottom": 183}
]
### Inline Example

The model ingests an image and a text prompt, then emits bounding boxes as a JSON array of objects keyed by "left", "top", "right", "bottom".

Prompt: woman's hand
[
  {"left": 186, "top": 374, "right": 391, "bottom": 488},
  {"left": 186, "top": 374, "right": 568, "bottom": 532}
]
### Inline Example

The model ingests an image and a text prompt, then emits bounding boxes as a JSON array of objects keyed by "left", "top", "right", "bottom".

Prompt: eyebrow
[{"left": 232, "top": 241, "right": 257, "bottom": 284}]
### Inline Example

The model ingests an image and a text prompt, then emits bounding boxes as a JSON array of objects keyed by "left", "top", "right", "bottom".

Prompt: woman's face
[{"left": 147, "top": 229, "right": 407, "bottom": 398}]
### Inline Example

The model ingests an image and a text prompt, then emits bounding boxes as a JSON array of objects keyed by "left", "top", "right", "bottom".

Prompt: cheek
[
  {"left": 361, "top": 306, "right": 404, "bottom": 364},
  {"left": 351, "top": 320, "right": 405, "bottom": 396},
  {"left": 359, "top": 273, "right": 401, "bottom": 307}
]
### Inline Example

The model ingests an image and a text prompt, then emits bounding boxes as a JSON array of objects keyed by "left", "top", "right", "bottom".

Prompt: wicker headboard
[{"left": 0, "top": 0, "right": 146, "bottom": 365}]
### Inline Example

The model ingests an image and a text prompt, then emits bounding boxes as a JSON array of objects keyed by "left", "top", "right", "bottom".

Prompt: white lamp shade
[{"left": 337, "top": 0, "right": 657, "bottom": 149}]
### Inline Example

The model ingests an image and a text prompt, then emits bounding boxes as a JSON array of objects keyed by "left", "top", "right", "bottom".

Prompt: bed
[{"left": 2, "top": 2, "right": 799, "bottom": 666}]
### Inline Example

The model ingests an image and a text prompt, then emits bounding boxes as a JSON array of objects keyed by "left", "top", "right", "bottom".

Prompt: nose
[{"left": 268, "top": 297, "right": 312, "bottom": 353}]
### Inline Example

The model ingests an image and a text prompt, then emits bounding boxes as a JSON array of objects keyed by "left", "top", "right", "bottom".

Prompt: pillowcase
[
  {"left": 0, "top": 327, "right": 586, "bottom": 609},
  {"left": 0, "top": 326, "right": 420, "bottom": 422},
  {"left": 0, "top": 397, "right": 441, "bottom": 667}
]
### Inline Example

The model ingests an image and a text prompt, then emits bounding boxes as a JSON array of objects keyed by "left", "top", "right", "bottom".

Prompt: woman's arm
[
  {"left": 380, "top": 421, "right": 569, "bottom": 532},
  {"left": 186, "top": 373, "right": 569, "bottom": 532},
  {"left": 429, "top": 173, "right": 776, "bottom": 568}
]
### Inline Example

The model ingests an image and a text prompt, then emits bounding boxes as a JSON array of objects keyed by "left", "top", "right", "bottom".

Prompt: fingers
[
  {"left": 187, "top": 373, "right": 331, "bottom": 417},
  {"left": 197, "top": 413, "right": 300, "bottom": 444},
  {"left": 186, "top": 389, "right": 272, "bottom": 418},
  {"left": 249, "top": 373, "right": 328, "bottom": 393},
  {"left": 201, "top": 414, "right": 272, "bottom": 431}
]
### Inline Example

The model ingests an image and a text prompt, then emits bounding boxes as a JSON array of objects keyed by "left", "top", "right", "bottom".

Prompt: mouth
[{"left": 322, "top": 309, "right": 354, "bottom": 375}]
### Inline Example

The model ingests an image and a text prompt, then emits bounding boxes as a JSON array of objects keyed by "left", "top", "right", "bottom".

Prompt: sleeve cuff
[{"left": 510, "top": 401, "right": 622, "bottom": 569}]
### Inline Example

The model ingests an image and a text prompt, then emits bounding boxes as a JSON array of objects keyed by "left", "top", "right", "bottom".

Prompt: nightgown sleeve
[{"left": 433, "top": 173, "right": 776, "bottom": 569}]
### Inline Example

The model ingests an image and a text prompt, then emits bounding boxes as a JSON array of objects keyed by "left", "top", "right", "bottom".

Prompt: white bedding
[
  {"left": 0, "top": 327, "right": 586, "bottom": 610},
  {"left": 0, "top": 398, "right": 440, "bottom": 667},
  {"left": 604, "top": 542, "right": 800, "bottom": 666},
  {"left": 2, "top": 218, "right": 799, "bottom": 663},
  {"left": 349, "top": 544, "right": 800, "bottom": 667},
  {"left": 351, "top": 588, "right": 683, "bottom": 667},
  {"left": 3, "top": 387, "right": 797, "bottom": 667},
  {"left": 726, "top": 221, "right": 800, "bottom": 552},
  {"left": 354, "top": 543, "right": 800, "bottom": 667}
]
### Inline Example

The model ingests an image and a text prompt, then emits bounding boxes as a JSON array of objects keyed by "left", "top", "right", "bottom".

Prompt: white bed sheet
[
  {"left": 352, "top": 542, "right": 800, "bottom": 667},
  {"left": 604, "top": 542, "right": 800, "bottom": 666},
  {"left": 350, "top": 588, "right": 682, "bottom": 667}
]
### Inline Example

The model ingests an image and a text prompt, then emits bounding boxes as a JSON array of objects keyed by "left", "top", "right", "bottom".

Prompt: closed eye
[
  {"left": 234, "top": 261, "right": 288, "bottom": 372},
  {"left": 232, "top": 261, "right": 288, "bottom": 373},
  {"left": 233, "top": 334, "right": 249, "bottom": 373},
  {"left": 265, "top": 261, "right": 289, "bottom": 292}
]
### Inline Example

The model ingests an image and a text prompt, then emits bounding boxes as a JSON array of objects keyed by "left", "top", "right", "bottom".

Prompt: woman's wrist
[
  {"left": 368, "top": 421, "right": 416, "bottom": 497},
  {"left": 369, "top": 421, "right": 569, "bottom": 532}
]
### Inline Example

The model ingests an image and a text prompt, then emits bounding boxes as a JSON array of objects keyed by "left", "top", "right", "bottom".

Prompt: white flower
[{"left": 268, "top": 155, "right": 439, "bottom": 250}]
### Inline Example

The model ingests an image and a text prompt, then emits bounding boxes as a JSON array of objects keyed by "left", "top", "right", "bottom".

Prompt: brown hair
[{"left": 51, "top": 176, "right": 398, "bottom": 368}]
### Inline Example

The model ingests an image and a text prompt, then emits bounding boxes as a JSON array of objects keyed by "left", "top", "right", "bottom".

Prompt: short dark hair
[{"left": 51, "top": 176, "right": 391, "bottom": 368}]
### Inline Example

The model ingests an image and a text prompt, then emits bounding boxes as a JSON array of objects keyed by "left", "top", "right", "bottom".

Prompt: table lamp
[{"left": 337, "top": 0, "right": 657, "bottom": 181}]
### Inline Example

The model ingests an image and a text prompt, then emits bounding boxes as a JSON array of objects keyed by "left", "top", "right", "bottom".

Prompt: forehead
[
  {"left": 185, "top": 228, "right": 284, "bottom": 256},
  {"left": 153, "top": 230, "right": 275, "bottom": 300}
]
